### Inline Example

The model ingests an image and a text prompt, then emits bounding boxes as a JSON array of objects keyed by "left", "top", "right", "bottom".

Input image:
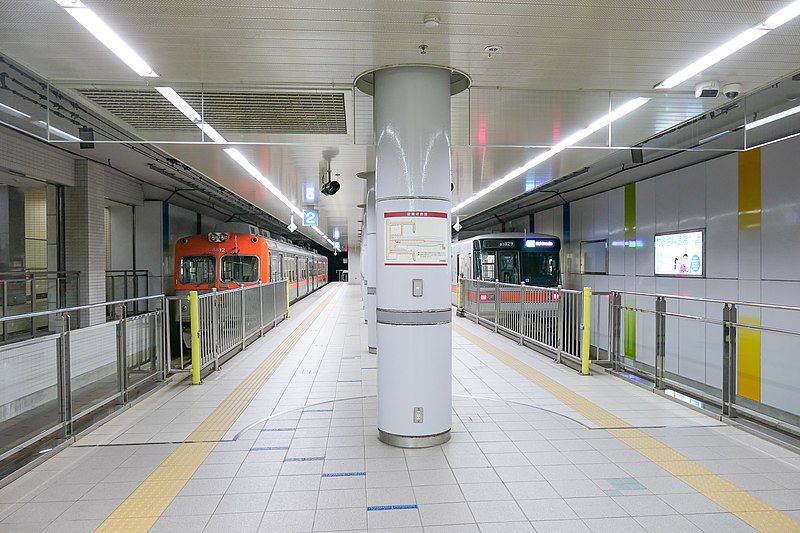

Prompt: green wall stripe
[{"left": 623, "top": 183, "right": 636, "bottom": 360}]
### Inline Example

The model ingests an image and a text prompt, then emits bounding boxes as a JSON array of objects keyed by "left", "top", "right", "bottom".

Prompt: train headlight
[{"left": 208, "top": 232, "right": 228, "bottom": 242}]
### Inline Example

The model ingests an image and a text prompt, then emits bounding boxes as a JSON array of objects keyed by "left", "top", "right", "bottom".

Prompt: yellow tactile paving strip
[
  {"left": 96, "top": 286, "right": 340, "bottom": 532},
  {"left": 454, "top": 323, "right": 800, "bottom": 533}
]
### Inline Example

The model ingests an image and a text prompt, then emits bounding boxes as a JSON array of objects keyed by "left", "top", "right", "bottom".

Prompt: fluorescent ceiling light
[
  {"left": 34, "top": 120, "right": 82, "bottom": 141},
  {"left": 54, "top": 0, "right": 158, "bottom": 78},
  {"left": 156, "top": 87, "right": 200, "bottom": 122},
  {"left": 224, "top": 148, "right": 303, "bottom": 218},
  {"left": 155, "top": 87, "right": 227, "bottom": 143},
  {"left": 451, "top": 97, "right": 650, "bottom": 213},
  {"left": 156, "top": 86, "right": 333, "bottom": 247},
  {"left": 656, "top": 0, "right": 800, "bottom": 89},
  {"left": 745, "top": 104, "right": 800, "bottom": 130},
  {"left": 0, "top": 102, "right": 31, "bottom": 119}
]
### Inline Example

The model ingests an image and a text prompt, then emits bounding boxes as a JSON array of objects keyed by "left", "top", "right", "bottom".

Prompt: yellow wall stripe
[
  {"left": 738, "top": 148, "right": 762, "bottom": 402},
  {"left": 97, "top": 286, "right": 340, "bottom": 532},
  {"left": 454, "top": 323, "right": 800, "bottom": 532}
]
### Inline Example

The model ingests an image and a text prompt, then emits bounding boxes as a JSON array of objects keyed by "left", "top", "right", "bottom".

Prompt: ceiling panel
[{"left": 2, "top": 0, "right": 800, "bottom": 243}]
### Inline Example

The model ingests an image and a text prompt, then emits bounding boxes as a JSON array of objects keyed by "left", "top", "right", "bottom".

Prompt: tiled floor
[{"left": 0, "top": 283, "right": 799, "bottom": 532}]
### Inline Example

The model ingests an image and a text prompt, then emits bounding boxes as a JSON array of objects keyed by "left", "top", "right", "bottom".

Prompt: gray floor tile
[
  {"left": 530, "top": 519, "right": 591, "bottom": 532},
  {"left": 266, "top": 490, "right": 318, "bottom": 511},
  {"left": 612, "top": 495, "right": 678, "bottom": 516},
  {"left": 150, "top": 514, "right": 212, "bottom": 533},
  {"left": 317, "top": 488, "right": 366, "bottom": 508},
  {"left": 564, "top": 496, "right": 628, "bottom": 519},
  {"left": 259, "top": 509, "right": 315, "bottom": 532},
  {"left": 686, "top": 512, "right": 758, "bottom": 533},
  {"left": 412, "top": 484, "right": 465, "bottom": 504},
  {"left": 518, "top": 498, "right": 579, "bottom": 521},
  {"left": 163, "top": 494, "right": 223, "bottom": 516},
  {"left": 179, "top": 477, "right": 233, "bottom": 496},
  {"left": 313, "top": 507, "right": 367, "bottom": 531},
  {"left": 657, "top": 493, "right": 726, "bottom": 515},
  {"left": 57, "top": 498, "right": 124, "bottom": 522},
  {"left": 478, "top": 521, "right": 535, "bottom": 532},
  {"left": 460, "top": 482, "right": 513, "bottom": 502},
  {"left": 225, "top": 476, "right": 275, "bottom": 494},
  {"left": 203, "top": 511, "right": 263, "bottom": 533},
  {"left": 634, "top": 514, "right": 702, "bottom": 533},
  {"left": 583, "top": 516, "right": 647, "bottom": 532},
  {"left": 468, "top": 500, "right": 527, "bottom": 523},
  {"left": 3, "top": 501, "right": 73, "bottom": 524},
  {"left": 418, "top": 501, "right": 475, "bottom": 526}
]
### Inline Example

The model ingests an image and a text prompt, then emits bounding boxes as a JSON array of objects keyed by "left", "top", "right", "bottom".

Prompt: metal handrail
[
  {"left": 0, "top": 294, "right": 165, "bottom": 323},
  {"left": 609, "top": 289, "right": 800, "bottom": 312}
]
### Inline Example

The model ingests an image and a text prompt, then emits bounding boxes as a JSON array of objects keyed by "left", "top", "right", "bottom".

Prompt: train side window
[
  {"left": 221, "top": 255, "right": 259, "bottom": 283},
  {"left": 180, "top": 256, "right": 216, "bottom": 284}
]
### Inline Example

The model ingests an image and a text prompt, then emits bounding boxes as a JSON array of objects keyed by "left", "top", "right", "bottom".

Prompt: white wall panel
[
  {"left": 705, "top": 155, "right": 738, "bottom": 280},
  {"left": 608, "top": 188, "right": 625, "bottom": 276},
  {"left": 762, "top": 139, "right": 800, "bottom": 281},
  {"left": 676, "top": 278, "right": 706, "bottom": 384},
  {"left": 760, "top": 281, "right": 800, "bottom": 416},
  {"left": 677, "top": 165, "right": 707, "bottom": 232},
  {"left": 655, "top": 170, "right": 680, "bottom": 234},
  {"left": 635, "top": 179, "right": 655, "bottom": 277}
]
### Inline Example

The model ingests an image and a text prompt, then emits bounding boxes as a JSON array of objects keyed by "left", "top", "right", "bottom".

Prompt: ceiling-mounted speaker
[
  {"left": 631, "top": 149, "right": 644, "bottom": 164},
  {"left": 79, "top": 127, "right": 95, "bottom": 149}
]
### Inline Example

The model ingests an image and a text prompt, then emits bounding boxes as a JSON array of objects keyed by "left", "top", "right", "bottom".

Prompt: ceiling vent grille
[{"left": 77, "top": 89, "right": 347, "bottom": 135}]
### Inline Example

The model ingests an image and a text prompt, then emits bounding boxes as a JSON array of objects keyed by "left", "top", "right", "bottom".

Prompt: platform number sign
[{"left": 302, "top": 209, "right": 319, "bottom": 227}]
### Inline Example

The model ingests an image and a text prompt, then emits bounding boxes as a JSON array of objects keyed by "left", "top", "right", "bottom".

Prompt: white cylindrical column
[
  {"left": 365, "top": 172, "right": 378, "bottom": 353},
  {"left": 373, "top": 66, "right": 453, "bottom": 447}
]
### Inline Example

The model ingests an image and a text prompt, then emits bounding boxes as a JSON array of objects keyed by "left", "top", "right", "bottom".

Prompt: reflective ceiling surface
[{"left": 2, "top": 0, "right": 800, "bottom": 247}]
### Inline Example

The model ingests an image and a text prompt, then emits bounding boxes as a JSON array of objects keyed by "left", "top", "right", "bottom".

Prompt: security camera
[
  {"left": 695, "top": 80, "right": 720, "bottom": 98},
  {"left": 723, "top": 83, "right": 742, "bottom": 99},
  {"left": 321, "top": 180, "right": 340, "bottom": 196}
]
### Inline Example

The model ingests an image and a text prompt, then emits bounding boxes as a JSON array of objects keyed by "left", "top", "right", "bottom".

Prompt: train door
[
  {"left": 497, "top": 251, "right": 519, "bottom": 285},
  {"left": 305, "top": 258, "right": 311, "bottom": 295}
]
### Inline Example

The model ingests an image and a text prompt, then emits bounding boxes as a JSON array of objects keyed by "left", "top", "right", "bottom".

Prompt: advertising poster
[{"left": 654, "top": 230, "right": 704, "bottom": 276}]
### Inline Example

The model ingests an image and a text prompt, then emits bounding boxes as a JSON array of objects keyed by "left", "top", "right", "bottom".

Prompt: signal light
[{"left": 208, "top": 232, "right": 228, "bottom": 242}]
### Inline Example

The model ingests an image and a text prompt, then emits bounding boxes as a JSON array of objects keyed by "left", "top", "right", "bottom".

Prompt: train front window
[
  {"left": 498, "top": 252, "right": 519, "bottom": 284},
  {"left": 478, "top": 251, "right": 496, "bottom": 280},
  {"left": 180, "top": 256, "right": 215, "bottom": 285},
  {"left": 521, "top": 251, "right": 559, "bottom": 286},
  {"left": 222, "top": 255, "right": 259, "bottom": 283}
]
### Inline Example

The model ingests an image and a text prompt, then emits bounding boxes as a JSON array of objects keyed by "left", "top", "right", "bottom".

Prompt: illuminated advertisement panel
[{"left": 654, "top": 230, "right": 704, "bottom": 277}]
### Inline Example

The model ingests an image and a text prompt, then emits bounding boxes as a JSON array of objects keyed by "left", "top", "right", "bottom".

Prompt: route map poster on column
[{"left": 384, "top": 211, "right": 449, "bottom": 266}]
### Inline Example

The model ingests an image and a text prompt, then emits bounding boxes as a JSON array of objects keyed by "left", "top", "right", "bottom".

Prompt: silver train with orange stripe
[{"left": 451, "top": 232, "right": 561, "bottom": 310}]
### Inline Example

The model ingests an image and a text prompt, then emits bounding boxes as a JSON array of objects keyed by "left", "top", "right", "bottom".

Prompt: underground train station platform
[{"left": 1, "top": 283, "right": 798, "bottom": 533}]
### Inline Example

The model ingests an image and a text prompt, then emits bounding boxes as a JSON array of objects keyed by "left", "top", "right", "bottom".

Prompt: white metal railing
[
  {"left": 0, "top": 294, "right": 167, "bottom": 463},
  {"left": 456, "top": 278, "right": 589, "bottom": 369},
  {"left": 168, "top": 280, "right": 289, "bottom": 374}
]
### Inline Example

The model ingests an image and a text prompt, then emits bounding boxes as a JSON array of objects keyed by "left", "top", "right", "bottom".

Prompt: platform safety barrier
[
  {"left": 605, "top": 290, "right": 800, "bottom": 436},
  {"left": 170, "top": 280, "right": 289, "bottom": 379},
  {"left": 456, "top": 277, "right": 591, "bottom": 373},
  {"left": 0, "top": 294, "right": 167, "bottom": 464}
]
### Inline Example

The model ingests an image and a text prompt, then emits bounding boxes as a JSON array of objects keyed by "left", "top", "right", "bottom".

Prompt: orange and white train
[{"left": 174, "top": 227, "right": 328, "bottom": 302}]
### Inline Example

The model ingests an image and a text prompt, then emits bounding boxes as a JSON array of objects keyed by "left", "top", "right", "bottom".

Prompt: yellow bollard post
[
  {"left": 581, "top": 287, "right": 592, "bottom": 376},
  {"left": 285, "top": 278, "right": 290, "bottom": 318},
  {"left": 456, "top": 275, "right": 462, "bottom": 311},
  {"left": 188, "top": 291, "right": 201, "bottom": 385}
]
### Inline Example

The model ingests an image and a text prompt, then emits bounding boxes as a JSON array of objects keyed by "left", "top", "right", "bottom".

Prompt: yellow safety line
[
  {"left": 454, "top": 323, "right": 800, "bottom": 533},
  {"left": 96, "top": 286, "right": 341, "bottom": 532}
]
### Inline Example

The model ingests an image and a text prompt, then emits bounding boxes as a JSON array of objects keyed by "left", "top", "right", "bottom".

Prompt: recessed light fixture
[
  {"left": 451, "top": 97, "right": 650, "bottom": 214},
  {"left": 423, "top": 14, "right": 440, "bottom": 28},
  {"left": 484, "top": 45, "right": 502, "bottom": 54},
  {"left": 53, "top": 0, "right": 158, "bottom": 78},
  {"left": 656, "top": 0, "right": 800, "bottom": 89}
]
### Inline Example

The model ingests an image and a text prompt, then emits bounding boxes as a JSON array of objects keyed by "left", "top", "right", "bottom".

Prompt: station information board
[{"left": 384, "top": 211, "right": 449, "bottom": 266}]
